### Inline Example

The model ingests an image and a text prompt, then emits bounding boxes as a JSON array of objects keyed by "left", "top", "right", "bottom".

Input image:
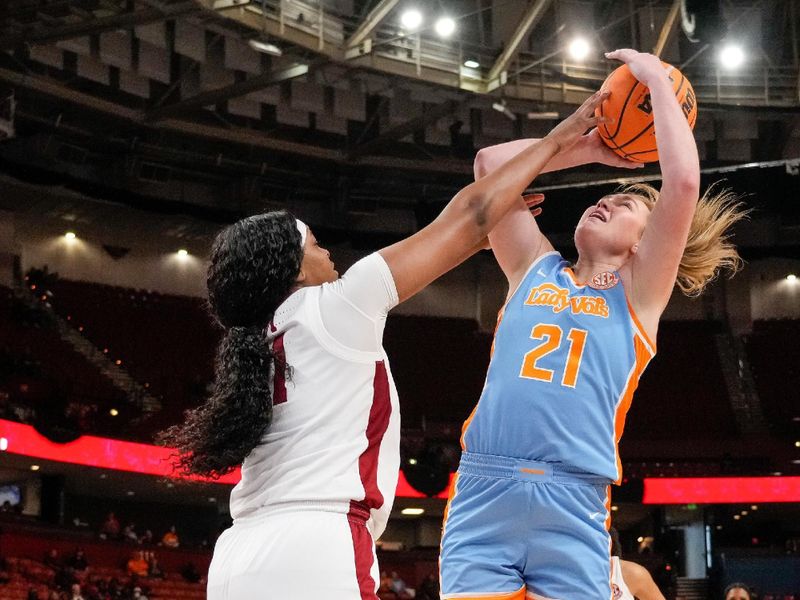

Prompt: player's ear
[
  {"left": 630, "top": 242, "right": 639, "bottom": 255},
  {"left": 295, "top": 268, "right": 307, "bottom": 284}
]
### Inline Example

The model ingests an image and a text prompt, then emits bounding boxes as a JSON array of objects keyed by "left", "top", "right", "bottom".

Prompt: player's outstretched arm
[
  {"left": 607, "top": 49, "right": 701, "bottom": 326},
  {"left": 476, "top": 129, "right": 642, "bottom": 293},
  {"left": 379, "top": 91, "right": 608, "bottom": 304}
]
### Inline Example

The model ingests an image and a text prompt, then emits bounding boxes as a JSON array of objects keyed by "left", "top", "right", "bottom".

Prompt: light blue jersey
[
  {"left": 462, "top": 251, "right": 656, "bottom": 483},
  {"left": 440, "top": 252, "right": 658, "bottom": 600}
]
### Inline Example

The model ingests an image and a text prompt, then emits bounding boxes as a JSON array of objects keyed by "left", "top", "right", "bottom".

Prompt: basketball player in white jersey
[
  {"left": 158, "top": 91, "right": 628, "bottom": 600},
  {"left": 610, "top": 527, "right": 666, "bottom": 600}
]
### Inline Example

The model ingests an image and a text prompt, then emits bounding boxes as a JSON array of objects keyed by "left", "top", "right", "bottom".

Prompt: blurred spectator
[
  {"left": 180, "top": 562, "right": 201, "bottom": 584},
  {"left": 138, "top": 529, "right": 154, "bottom": 546},
  {"left": 416, "top": 571, "right": 439, "bottom": 600},
  {"left": 44, "top": 548, "right": 61, "bottom": 570},
  {"left": 26, "top": 589, "right": 40, "bottom": 600},
  {"left": 132, "top": 586, "right": 148, "bottom": 600},
  {"left": 389, "top": 571, "right": 408, "bottom": 597},
  {"left": 161, "top": 525, "right": 179, "bottom": 548},
  {"left": 122, "top": 523, "right": 139, "bottom": 544},
  {"left": 126, "top": 552, "right": 148, "bottom": 578},
  {"left": 0, "top": 555, "right": 10, "bottom": 584},
  {"left": 99, "top": 512, "right": 120, "bottom": 540},
  {"left": 67, "top": 548, "right": 89, "bottom": 582},
  {"left": 69, "top": 583, "right": 84, "bottom": 600},
  {"left": 379, "top": 571, "right": 392, "bottom": 594},
  {"left": 1, "top": 500, "right": 11, "bottom": 512},
  {"left": 146, "top": 553, "right": 165, "bottom": 580},
  {"left": 724, "top": 583, "right": 752, "bottom": 600}
]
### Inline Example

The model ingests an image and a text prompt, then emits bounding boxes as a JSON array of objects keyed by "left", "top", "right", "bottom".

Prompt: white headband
[{"left": 295, "top": 219, "right": 308, "bottom": 248}]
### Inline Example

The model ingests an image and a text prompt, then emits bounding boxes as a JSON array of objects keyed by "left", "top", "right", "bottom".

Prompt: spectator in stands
[
  {"left": 145, "top": 553, "right": 164, "bottom": 580},
  {"left": 1, "top": 500, "right": 11, "bottom": 512},
  {"left": 724, "top": 583, "right": 752, "bottom": 600},
  {"left": 26, "top": 588, "right": 40, "bottom": 600},
  {"left": 66, "top": 548, "right": 89, "bottom": 582},
  {"left": 122, "top": 523, "right": 138, "bottom": 544},
  {"left": 132, "top": 586, "right": 148, "bottom": 600},
  {"left": 0, "top": 554, "right": 10, "bottom": 584},
  {"left": 180, "top": 562, "right": 201, "bottom": 584},
  {"left": 99, "top": 512, "right": 120, "bottom": 540},
  {"left": 126, "top": 552, "right": 148, "bottom": 578},
  {"left": 160, "top": 525, "right": 179, "bottom": 548},
  {"left": 69, "top": 583, "right": 84, "bottom": 600},
  {"left": 416, "top": 572, "right": 439, "bottom": 600},
  {"left": 138, "top": 529, "right": 153, "bottom": 546},
  {"left": 389, "top": 571, "right": 408, "bottom": 597},
  {"left": 44, "top": 548, "right": 61, "bottom": 570}
]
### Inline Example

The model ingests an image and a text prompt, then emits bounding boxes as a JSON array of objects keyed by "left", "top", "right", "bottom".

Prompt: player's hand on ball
[
  {"left": 605, "top": 49, "right": 668, "bottom": 87},
  {"left": 579, "top": 129, "right": 644, "bottom": 169},
  {"left": 545, "top": 89, "right": 611, "bottom": 153}
]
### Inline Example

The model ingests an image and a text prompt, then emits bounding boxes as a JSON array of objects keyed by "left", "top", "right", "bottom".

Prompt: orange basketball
[{"left": 595, "top": 62, "right": 697, "bottom": 163}]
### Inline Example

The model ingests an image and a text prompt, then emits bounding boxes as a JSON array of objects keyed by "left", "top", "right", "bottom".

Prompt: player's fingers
[
  {"left": 605, "top": 49, "right": 636, "bottom": 62},
  {"left": 530, "top": 207, "right": 543, "bottom": 218},
  {"left": 522, "top": 193, "right": 545, "bottom": 206}
]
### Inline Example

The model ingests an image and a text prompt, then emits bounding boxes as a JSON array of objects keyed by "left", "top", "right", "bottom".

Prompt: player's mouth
[{"left": 589, "top": 210, "right": 608, "bottom": 223}]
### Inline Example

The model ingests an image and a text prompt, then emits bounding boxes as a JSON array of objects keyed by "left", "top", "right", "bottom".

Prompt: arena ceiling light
[
  {"left": 401, "top": 507, "right": 424, "bottom": 515},
  {"left": 64, "top": 232, "right": 76, "bottom": 241},
  {"left": 787, "top": 274, "right": 797, "bottom": 282},
  {"left": 568, "top": 37, "right": 590, "bottom": 61},
  {"left": 400, "top": 8, "right": 422, "bottom": 30},
  {"left": 463, "top": 59, "right": 480, "bottom": 69},
  {"left": 719, "top": 44, "right": 745, "bottom": 69},
  {"left": 492, "top": 99, "right": 516, "bottom": 121},
  {"left": 434, "top": 16, "right": 456, "bottom": 38},
  {"left": 248, "top": 39, "right": 283, "bottom": 57}
]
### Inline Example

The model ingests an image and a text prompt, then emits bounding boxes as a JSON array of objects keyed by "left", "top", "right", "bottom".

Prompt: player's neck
[{"left": 572, "top": 256, "right": 625, "bottom": 284}]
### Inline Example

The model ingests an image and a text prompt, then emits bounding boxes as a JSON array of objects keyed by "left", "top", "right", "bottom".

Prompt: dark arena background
[{"left": 0, "top": 0, "right": 798, "bottom": 598}]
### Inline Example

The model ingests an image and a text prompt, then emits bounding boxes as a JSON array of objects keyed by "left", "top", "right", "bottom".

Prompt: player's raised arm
[
  {"left": 606, "top": 49, "right": 701, "bottom": 325},
  {"left": 379, "top": 90, "right": 608, "bottom": 303},
  {"left": 476, "top": 129, "right": 642, "bottom": 293}
]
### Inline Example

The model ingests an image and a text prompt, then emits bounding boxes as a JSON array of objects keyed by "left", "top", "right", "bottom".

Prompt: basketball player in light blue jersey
[{"left": 440, "top": 49, "right": 748, "bottom": 600}]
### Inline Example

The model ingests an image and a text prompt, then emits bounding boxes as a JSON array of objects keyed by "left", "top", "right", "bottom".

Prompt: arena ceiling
[{"left": 0, "top": 0, "right": 798, "bottom": 246}]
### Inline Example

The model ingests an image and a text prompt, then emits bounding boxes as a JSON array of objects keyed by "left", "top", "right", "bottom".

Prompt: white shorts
[{"left": 207, "top": 504, "right": 379, "bottom": 600}]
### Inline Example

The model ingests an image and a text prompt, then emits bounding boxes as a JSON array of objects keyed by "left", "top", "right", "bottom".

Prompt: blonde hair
[{"left": 621, "top": 182, "right": 749, "bottom": 297}]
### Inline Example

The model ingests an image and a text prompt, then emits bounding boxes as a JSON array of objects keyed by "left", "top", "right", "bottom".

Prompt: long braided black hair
[{"left": 158, "top": 211, "right": 304, "bottom": 478}]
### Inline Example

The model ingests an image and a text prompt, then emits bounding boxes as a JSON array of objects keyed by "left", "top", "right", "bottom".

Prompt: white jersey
[
  {"left": 611, "top": 557, "right": 635, "bottom": 600},
  {"left": 228, "top": 252, "right": 400, "bottom": 539}
]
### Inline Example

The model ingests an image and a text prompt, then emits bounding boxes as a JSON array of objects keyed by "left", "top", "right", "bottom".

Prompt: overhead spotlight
[
  {"left": 637, "top": 536, "right": 644, "bottom": 543},
  {"left": 0, "top": 437, "right": 7, "bottom": 451},
  {"left": 435, "top": 17, "right": 456, "bottom": 38},
  {"left": 719, "top": 44, "right": 744, "bottom": 69},
  {"left": 400, "top": 9, "right": 422, "bottom": 30},
  {"left": 64, "top": 232, "right": 76, "bottom": 241},
  {"left": 568, "top": 37, "right": 590, "bottom": 61},
  {"left": 492, "top": 99, "right": 517, "bottom": 121},
  {"left": 30, "top": 464, "right": 40, "bottom": 471},
  {"left": 733, "top": 514, "right": 741, "bottom": 520},
  {"left": 177, "top": 249, "right": 189, "bottom": 260},
  {"left": 109, "top": 408, "right": 119, "bottom": 417},
  {"left": 787, "top": 274, "right": 797, "bottom": 282},
  {"left": 611, "top": 505, "right": 619, "bottom": 511},
  {"left": 463, "top": 59, "right": 480, "bottom": 69},
  {"left": 247, "top": 39, "right": 283, "bottom": 57},
  {"left": 401, "top": 507, "right": 424, "bottom": 516}
]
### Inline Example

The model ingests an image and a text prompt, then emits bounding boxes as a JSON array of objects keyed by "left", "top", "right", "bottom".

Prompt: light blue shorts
[{"left": 440, "top": 452, "right": 613, "bottom": 600}]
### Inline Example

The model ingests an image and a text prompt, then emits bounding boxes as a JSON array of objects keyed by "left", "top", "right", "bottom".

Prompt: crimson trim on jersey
[
  {"left": 272, "top": 333, "right": 287, "bottom": 406},
  {"left": 348, "top": 500, "right": 378, "bottom": 599},
  {"left": 357, "top": 360, "right": 392, "bottom": 510}
]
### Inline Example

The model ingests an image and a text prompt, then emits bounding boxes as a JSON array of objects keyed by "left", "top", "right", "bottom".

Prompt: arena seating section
[
  {"left": 4, "top": 278, "right": 748, "bottom": 444},
  {"left": 744, "top": 319, "right": 800, "bottom": 436},
  {"left": 0, "top": 520, "right": 209, "bottom": 600},
  {"left": 0, "top": 286, "right": 131, "bottom": 436}
]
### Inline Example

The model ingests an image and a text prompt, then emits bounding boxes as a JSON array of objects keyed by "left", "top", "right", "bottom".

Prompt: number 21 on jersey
[{"left": 519, "top": 324, "right": 588, "bottom": 388}]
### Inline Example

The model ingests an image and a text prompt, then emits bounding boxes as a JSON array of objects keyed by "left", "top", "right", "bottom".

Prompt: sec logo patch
[{"left": 589, "top": 271, "right": 619, "bottom": 290}]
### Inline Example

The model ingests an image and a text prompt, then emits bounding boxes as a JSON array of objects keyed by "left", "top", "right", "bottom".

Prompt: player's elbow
[
  {"left": 473, "top": 148, "right": 490, "bottom": 180},
  {"left": 452, "top": 183, "right": 493, "bottom": 239}
]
